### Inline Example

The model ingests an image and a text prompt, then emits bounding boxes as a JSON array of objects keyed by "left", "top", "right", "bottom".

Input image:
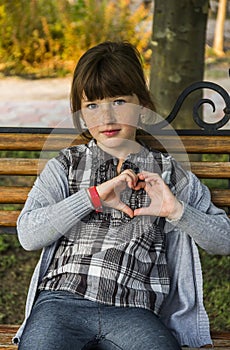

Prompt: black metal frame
[{"left": 152, "top": 81, "right": 230, "bottom": 133}]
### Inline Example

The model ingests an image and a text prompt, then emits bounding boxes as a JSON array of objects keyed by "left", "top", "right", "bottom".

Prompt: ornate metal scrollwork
[{"left": 151, "top": 81, "right": 230, "bottom": 133}]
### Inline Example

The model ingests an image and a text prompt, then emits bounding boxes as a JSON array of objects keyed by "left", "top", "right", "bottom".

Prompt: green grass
[
  {"left": 0, "top": 235, "right": 40, "bottom": 324},
  {"left": 200, "top": 249, "right": 230, "bottom": 331}
]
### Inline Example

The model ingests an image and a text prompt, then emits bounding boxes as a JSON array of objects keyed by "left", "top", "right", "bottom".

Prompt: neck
[{"left": 97, "top": 139, "right": 141, "bottom": 160}]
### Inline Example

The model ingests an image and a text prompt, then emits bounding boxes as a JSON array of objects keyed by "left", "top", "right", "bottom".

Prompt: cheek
[
  {"left": 119, "top": 116, "right": 139, "bottom": 128},
  {"left": 87, "top": 126, "right": 98, "bottom": 137},
  {"left": 115, "top": 108, "right": 139, "bottom": 127},
  {"left": 82, "top": 115, "right": 100, "bottom": 129},
  {"left": 123, "top": 126, "right": 137, "bottom": 139}
]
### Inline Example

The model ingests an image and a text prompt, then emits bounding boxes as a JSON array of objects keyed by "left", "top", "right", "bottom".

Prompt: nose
[{"left": 100, "top": 102, "right": 116, "bottom": 124}]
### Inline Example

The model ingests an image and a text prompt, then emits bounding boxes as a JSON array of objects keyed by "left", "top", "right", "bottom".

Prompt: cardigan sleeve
[
  {"left": 170, "top": 170, "right": 230, "bottom": 255},
  {"left": 17, "top": 157, "right": 94, "bottom": 251}
]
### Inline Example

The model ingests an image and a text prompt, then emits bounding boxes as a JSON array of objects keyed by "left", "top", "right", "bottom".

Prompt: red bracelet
[{"left": 88, "top": 186, "right": 103, "bottom": 213}]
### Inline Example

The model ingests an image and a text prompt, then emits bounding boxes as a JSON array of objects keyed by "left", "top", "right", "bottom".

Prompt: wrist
[
  {"left": 166, "top": 200, "right": 184, "bottom": 222},
  {"left": 87, "top": 186, "right": 103, "bottom": 213}
]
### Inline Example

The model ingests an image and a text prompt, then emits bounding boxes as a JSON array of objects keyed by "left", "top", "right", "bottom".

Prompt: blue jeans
[{"left": 19, "top": 290, "right": 181, "bottom": 350}]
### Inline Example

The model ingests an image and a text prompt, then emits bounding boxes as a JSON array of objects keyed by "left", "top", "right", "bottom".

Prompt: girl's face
[{"left": 81, "top": 94, "right": 141, "bottom": 153}]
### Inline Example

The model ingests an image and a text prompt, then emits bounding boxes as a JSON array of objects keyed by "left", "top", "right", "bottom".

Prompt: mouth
[{"left": 101, "top": 129, "right": 121, "bottom": 137}]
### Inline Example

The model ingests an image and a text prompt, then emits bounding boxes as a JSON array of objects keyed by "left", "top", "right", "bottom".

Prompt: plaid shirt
[{"left": 39, "top": 139, "right": 182, "bottom": 314}]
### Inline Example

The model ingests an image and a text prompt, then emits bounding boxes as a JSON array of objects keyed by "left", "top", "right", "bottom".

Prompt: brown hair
[{"left": 70, "top": 41, "right": 155, "bottom": 135}]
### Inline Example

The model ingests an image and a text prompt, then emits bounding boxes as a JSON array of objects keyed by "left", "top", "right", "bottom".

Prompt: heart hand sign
[{"left": 94, "top": 169, "right": 183, "bottom": 221}]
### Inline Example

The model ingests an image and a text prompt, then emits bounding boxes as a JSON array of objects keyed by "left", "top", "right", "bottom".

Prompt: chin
[{"left": 101, "top": 137, "right": 130, "bottom": 149}]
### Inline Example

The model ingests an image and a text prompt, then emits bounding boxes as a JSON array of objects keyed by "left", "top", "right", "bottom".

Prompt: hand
[
  {"left": 96, "top": 169, "right": 138, "bottom": 218},
  {"left": 133, "top": 171, "right": 183, "bottom": 220}
]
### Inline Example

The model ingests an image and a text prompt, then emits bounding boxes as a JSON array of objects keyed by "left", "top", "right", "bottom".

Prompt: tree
[
  {"left": 149, "top": 0, "right": 209, "bottom": 129},
  {"left": 213, "top": 0, "right": 227, "bottom": 56}
]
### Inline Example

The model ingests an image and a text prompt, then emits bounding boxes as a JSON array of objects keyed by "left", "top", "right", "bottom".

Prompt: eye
[
  {"left": 86, "top": 103, "right": 98, "bottom": 110},
  {"left": 113, "top": 99, "right": 126, "bottom": 106}
]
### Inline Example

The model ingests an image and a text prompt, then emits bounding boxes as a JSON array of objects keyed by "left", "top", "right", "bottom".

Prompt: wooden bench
[
  {"left": 0, "top": 81, "right": 229, "bottom": 349},
  {"left": 0, "top": 127, "right": 229, "bottom": 233}
]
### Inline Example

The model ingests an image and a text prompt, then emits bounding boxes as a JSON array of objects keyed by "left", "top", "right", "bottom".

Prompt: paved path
[
  {"left": 0, "top": 77, "right": 73, "bottom": 128},
  {"left": 0, "top": 75, "right": 229, "bottom": 129}
]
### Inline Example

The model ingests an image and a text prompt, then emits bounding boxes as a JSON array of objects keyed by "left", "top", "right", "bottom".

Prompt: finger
[
  {"left": 137, "top": 173, "right": 146, "bottom": 181},
  {"left": 133, "top": 181, "right": 146, "bottom": 191},
  {"left": 141, "top": 174, "right": 163, "bottom": 187},
  {"left": 123, "top": 168, "right": 137, "bottom": 176},
  {"left": 144, "top": 177, "right": 160, "bottom": 186},
  {"left": 138, "top": 171, "right": 160, "bottom": 179},
  {"left": 139, "top": 182, "right": 152, "bottom": 194},
  {"left": 122, "top": 169, "right": 138, "bottom": 184},
  {"left": 120, "top": 171, "right": 138, "bottom": 188},
  {"left": 133, "top": 207, "right": 150, "bottom": 216},
  {"left": 117, "top": 201, "right": 134, "bottom": 218},
  {"left": 117, "top": 174, "right": 133, "bottom": 189}
]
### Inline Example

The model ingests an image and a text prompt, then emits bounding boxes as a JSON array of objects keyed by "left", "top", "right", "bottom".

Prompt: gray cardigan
[{"left": 14, "top": 157, "right": 230, "bottom": 347}]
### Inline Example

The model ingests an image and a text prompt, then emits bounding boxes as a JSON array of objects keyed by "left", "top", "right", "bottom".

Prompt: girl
[{"left": 15, "top": 41, "right": 230, "bottom": 350}]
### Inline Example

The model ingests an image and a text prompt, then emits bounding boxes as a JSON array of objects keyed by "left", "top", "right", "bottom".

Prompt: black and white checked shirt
[{"left": 39, "top": 139, "right": 182, "bottom": 314}]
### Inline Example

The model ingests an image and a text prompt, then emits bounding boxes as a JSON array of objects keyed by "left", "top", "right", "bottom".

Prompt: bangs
[
  {"left": 82, "top": 59, "right": 134, "bottom": 101},
  {"left": 72, "top": 41, "right": 155, "bottom": 114}
]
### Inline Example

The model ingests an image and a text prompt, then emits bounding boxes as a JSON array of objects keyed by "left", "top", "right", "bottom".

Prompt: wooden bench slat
[
  {"left": 176, "top": 135, "right": 230, "bottom": 154},
  {"left": 0, "top": 325, "right": 18, "bottom": 348},
  {"left": 211, "top": 189, "right": 230, "bottom": 206},
  {"left": 1, "top": 159, "right": 230, "bottom": 178},
  {"left": 0, "top": 133, "right": 230, "bottom": 153},
  {"left": 190, "top": 162, "right": 230, "bottom": 179},
  {"left": 0, "top": 211, "right": 21, "bottom": 226},
  {"left": 0, "top": 187, "right": 30, "bottom": 204},
  {"left": 0, "top": 158, "right": 47, "bottom": 175},
  {"left": 141, "top": 135, "right": 230, "bottom": 154},
  {"left": 0, "top": 186, "right": 229, "bottom": 206},
  {"left": 0, "top": 133, "right": 78, "bottom": 151},
  {"left": 0, "top": 190, "right": 229, "bottom": 228}
]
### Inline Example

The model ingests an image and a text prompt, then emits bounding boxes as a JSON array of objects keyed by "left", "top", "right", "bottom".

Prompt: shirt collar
[{"left": 87, "top": 138, "right": 151, "bottom": 167}]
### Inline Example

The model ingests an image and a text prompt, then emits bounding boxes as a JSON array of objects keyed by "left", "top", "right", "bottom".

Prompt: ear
[
  {"left": 72, "top": 110, "right": 87, "bottom": 132},
  {"left": 80, "top": 115, "right": 87, "bottom": 130},
  {"left": 138, "top": 106, "right": 146, "bottom": 126}
]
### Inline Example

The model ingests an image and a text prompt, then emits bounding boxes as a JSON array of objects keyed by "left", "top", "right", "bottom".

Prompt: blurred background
[{"left": 0, "top": 0, "right": 229, "bottom": 129}]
